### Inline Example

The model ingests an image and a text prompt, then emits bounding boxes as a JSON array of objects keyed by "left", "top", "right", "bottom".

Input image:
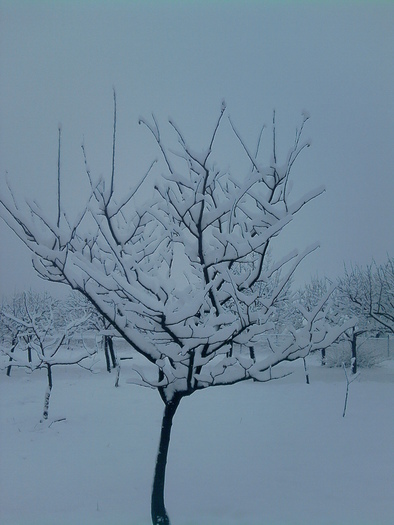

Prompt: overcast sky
[{"left": 0, "top": 0, "right": 393, "bottom": 299}]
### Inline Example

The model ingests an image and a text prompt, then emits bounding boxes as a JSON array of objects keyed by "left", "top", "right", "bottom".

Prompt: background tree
[
  {"left": 338, "top": 257, "right": 394, "bottom": 335},
  {"left": 65, "top": 290, "right": 120, "bottom": 374},
  {"left": 337, "top": 257, "right": 393, "bottom": 372},
  {"left": 295, "top": 276, "right": 376, "bottom": 373},
  {"left": 0, "top": 291, "right": 94, "bottom": 421},
  {"left": 376, "top": 256, "right": 394, "bottom": 332},
  {"left": 226, "top": 252, "right": 293, "bottom": 360},
  {"left": 288, "top": 276, "right": 335, "bottom": 367},
  {"left": 0, "top": 102, "right": 354, "bottom": 524},
  {"left": 1, "top": 293, "right": 34, "bottom": 375}
]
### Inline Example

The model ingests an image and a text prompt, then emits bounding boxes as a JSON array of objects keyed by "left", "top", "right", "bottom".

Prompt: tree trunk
[
  {"left": 303, "top": 357, "right": 310, "bottom": 384},
  {"left": 107, "top": 336, "right": 117, "bottom": 368},
  {"left": 321, "top": 348, "right": 326, "bottom": 366},
  {"left": 351, "top": 333, "right": 357, "bottom": 374},
  {"left": 6, "top": 353, "right": 14, "bottom": 376},
  {"left": 114, "top": 361, "right": 121, "bottom": 387},
  {"left": 25, "top": 335, "right": 32, "bottom": 363},
  {"left": 6, "top": 339, "right": 17, "bottom": 377},
  {"left": 42, "top": 363, "right": 53, "bottom": 421},
  {"left": 104, "top": 336, "right": 111, "bottom": 372},
  {"left": 151, "top": 395, "right": 182, "bottom": 525}
]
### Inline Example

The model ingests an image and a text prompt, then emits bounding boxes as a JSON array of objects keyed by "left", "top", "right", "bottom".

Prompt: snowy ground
[{"left": 1, "top": 355, "right": 393, "bottom": 525}]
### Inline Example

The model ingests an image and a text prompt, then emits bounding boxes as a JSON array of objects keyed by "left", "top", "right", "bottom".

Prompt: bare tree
[
  {"left": 295, "top": 275, "right": 379, "bottom": 373},
  {"left": 337, "top": 257, "right": 393, "bottom": 372},
  {"left": 1, "top": 293, "right": 33, "bottom": 375},
  {"left": 0, "top": 291, "right": 94, "bottom": 422},
  {"left": 65, "top": 290, "right": 120, "bottom": 374},
  {"left": 339, "top": 258, "right": 394, "bottom": 334},
  {"left": 371, "top": 257, "right": 394, "bottom": 333},
  {"left": 0, "top": 102, "right": 354, "bottom": 524},
  {"left": 290, "top": 277, "right": 336, "bottom": 367}
]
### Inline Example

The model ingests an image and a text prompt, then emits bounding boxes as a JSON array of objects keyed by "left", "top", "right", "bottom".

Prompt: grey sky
[{"left": 0, "top": 0, "right": 393, "bottom": 298}]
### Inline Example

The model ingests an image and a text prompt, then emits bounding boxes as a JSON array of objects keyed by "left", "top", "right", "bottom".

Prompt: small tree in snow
[
  {"left": 338, "top": 257, "right": 394, "bottom": 335},
  {"left": 65, "top": 290, "right": 120, "bottom": 375},
  {"left": 0, "top": 291, "right": 94, "bottom": 422},
  {"left": 295, "top": 275, "right": 382, "bottom": 373},
  {"left": 0, "top": 101, "right": 354, "bottom": 524},
  {"left": 287, "top": 276, "right": 344, "bottom": 381},
  {"left": 1, "top": 293, "right": 34, "bottom": 375},
  {"left": 337, "top": 257, "right": 393, "bottom": 372}
]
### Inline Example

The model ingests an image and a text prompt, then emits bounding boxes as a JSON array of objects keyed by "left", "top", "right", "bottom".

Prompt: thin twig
[
  {"left": 57, "top": 124, "right": 62, "bottom": 229},
  {"left": 110, "top": 88, "right": 117, "bottom": 198}
]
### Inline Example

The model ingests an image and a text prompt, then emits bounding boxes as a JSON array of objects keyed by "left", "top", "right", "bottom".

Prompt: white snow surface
[{"left": 1, "top": 355, "right": 393, "bottom": 525}]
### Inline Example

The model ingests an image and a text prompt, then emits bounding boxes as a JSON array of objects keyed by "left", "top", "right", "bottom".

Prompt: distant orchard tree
[
  {"left": 65, "top": 290, "right": 120, "bottom": 375},
  {"left": 253, "top": 255, "right": 295, "bottom": 335},
  {"left": 0, "top": 291, "right": 94, "bottom": 421},
  {"left": 337, "top": 257, "right": 393, "bottom": 373},
  {"left": 338, "top": 257, "right": 394, "bottom": 334},
  {"left": 0, "top": 292, "right": 36, "bottom": 375},
  {"left": 295, "top": 276, "right": 374, "bottom": 373},
  {"left": 0, "top": 100, "right": 354, "bottom": 524},
  {"left": 293, "top": 276, "right": 342, "bottom": 367}
]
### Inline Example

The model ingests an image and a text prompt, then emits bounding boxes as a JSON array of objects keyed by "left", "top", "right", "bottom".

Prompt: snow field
[{"left": 0, "top": 358, "right": 393, "bottom": 525}]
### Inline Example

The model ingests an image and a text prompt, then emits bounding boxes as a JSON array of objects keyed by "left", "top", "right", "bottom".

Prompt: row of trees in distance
[{"left": 2, "top": 253, "right": 392, "bottom": 399}]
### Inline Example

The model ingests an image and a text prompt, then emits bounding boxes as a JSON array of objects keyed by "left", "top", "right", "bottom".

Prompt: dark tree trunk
[
  {"left": 104, "top": 336, "right": 111, "bottom": 372},
  {"left": 107, "top": 336, "right": 117, "bottom": 368},
  {"left": 42, "top": 363, "right": 53, "bottom": 421},
  {"left": 6, "top": 338, "right": 17, "bottom": 377},
  {"left": 114, "top": 361, "right": 121, "bottom": 387},
  {"left": 24, "top": 335, "right": 32, "bottom": 363},
  {"left": 151, "top": 395, "right": 182, "bottom": 525},
  {"left": 249, "top": 346, "right": 255, "bottom": 360},
  {"left": 6, "top": 357, "right": 13, "bottom": 376},
  {"left": 351, "top": 333, "right": 357, "bottom": 374},
  {"left": 303, "top": 357, "right": 310, "bottom": 384},
  {"left": 321, "top": 348, "right": 326, "bottom": 366}
]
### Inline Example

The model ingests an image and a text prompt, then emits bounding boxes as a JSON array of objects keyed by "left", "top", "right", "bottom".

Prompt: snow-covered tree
[
  {"left": 0, "top": 291, "right": 94, "bottom": 421},
  {"left": 294, "top": 276, "right": 370, "bottom": 373},
  {"left": 292, "top": 276, "right": 337, "bottom": 366},
  {"left": 338, "top": 257, "right": 394, "bottom": 335},
  {"left": 0, "top": 293, "right": 35, "bottom": 375},
  {"left": 335, "top": 257, "right": 393, "bottom": 373},
  {"left": 375, "top": 256, "right": 394, "bottom": 332},
  {"left": 295, "top": 262, "right": 393, "bottom": 374},
  {"left": 64, "top": 290, "right": 120, "bottom": 374},
  {"left": 0, "top": 101, "right": 354, "bottom": 524}
]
